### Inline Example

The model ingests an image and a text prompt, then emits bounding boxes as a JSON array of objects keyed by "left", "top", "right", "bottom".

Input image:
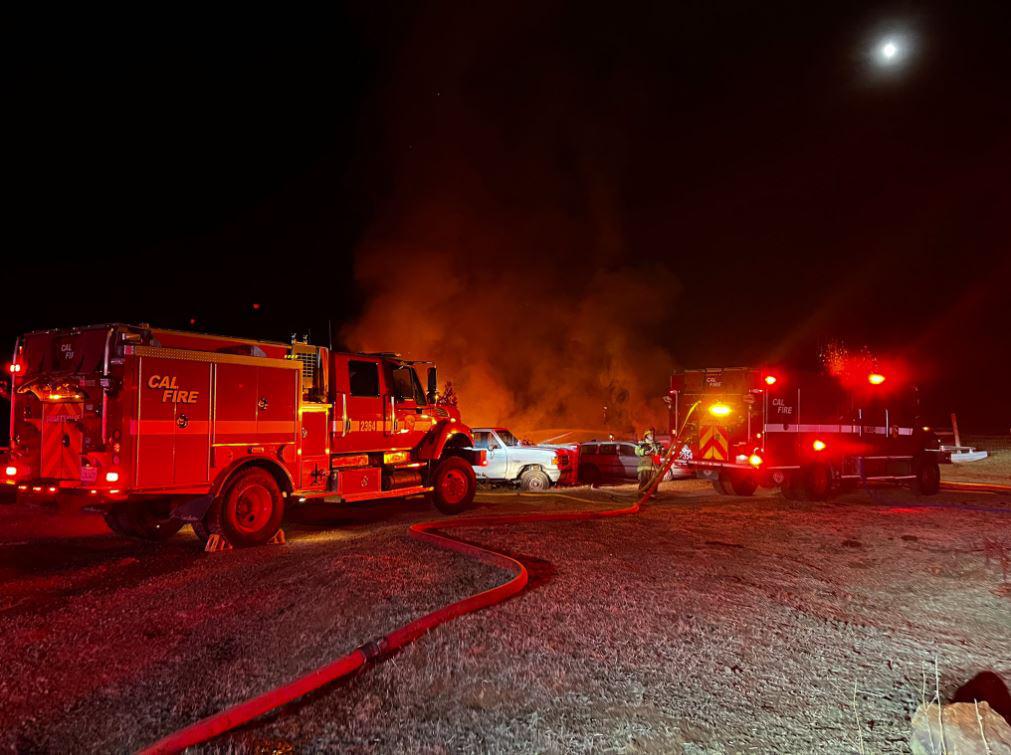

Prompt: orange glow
[
  {"left": 105, "top": 471, "right": 120, "bottom": 483},
  {"left": 383, "top": 451, "right": 410, "bottom": 465},
  {"left": 867, "top": 372, "right": 886, "bottom": 385},
  {"left": 748, "top": 453, "right": 763, "bottom": 467},
  {"left": 4, "top": 465, "right": 16, "bottom": 477},
  {"left": 812, "top": 439, "right": 827, "bottom": 451},
  {"left": 763, "top": 375, "right": 777, "bottom": 385},
  {"left": 708, "top": 403, "right": 731, "bottom": 417}
]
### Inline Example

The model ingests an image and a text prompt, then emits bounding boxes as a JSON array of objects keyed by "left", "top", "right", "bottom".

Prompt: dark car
[
  {"left": 578, "top": 441, "right": 639, "bottom": 484},
  {"left": 578, "top": 439, "right": 694, "bottom": 485}
]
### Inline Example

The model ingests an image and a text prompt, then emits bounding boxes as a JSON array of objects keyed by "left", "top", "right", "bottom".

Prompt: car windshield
[{"left": 497, "top": 430, "right": 519, "bottom": 447}]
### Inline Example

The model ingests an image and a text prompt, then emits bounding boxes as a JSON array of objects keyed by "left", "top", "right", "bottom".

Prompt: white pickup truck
[{"left": 470, "top": 427, "right": 561, "bottom": 491}]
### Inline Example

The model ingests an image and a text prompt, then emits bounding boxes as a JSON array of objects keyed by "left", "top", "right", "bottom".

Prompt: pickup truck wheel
[
  {"left": 429, "top": 456, "right": 476, "bottom": 514},
  {"left": 519, "top": 467, "right": 550, "bottom": 492},
  {"left": 209, "top": 468, "right": 284, "bottom": 547}
]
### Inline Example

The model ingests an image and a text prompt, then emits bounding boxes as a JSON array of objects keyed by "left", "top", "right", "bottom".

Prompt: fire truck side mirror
[{"left": 426, "top": 366, "right": 439, "bottom": 402}]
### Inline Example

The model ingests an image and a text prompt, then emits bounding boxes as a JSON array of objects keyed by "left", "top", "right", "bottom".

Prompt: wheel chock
[
  {"left": 204, "top": 529, "right": 286, "bottom": 553},
  {"left": 204, "top": 533, "right": 234, "bottom": 553}
]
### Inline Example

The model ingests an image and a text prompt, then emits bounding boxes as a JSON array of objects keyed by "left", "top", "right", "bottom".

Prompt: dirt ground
[{"left": 1, "top": 467, "right": 1009, "bottom": 753}]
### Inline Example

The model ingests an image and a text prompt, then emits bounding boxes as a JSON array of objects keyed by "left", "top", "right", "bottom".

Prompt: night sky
[{"left": 6, "top": 2, "right": 1011, "bottom": 433}]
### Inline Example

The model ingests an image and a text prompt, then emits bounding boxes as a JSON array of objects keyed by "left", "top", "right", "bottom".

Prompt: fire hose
[{"left": 140, "top": 404, "right": 700, "bottom": 754}]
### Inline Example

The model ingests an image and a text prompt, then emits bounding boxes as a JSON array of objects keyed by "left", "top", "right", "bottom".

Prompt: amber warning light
[{"left": 708, "top": 403, "right": 732, "bottom": 417}]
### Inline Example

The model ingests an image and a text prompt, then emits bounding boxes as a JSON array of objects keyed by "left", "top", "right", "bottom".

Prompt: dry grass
[{"left": 2, "top": 484, "right": 1009, "bottom": 752}]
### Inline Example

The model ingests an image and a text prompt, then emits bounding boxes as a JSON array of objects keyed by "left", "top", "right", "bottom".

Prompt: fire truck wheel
[
  {"left": 103, "top": 505, "right": 138, "bottom": 537},
  {"left": 803, "top": 463, "right": 833, "bottom": 502},
  {"left": 519, "top": 467, "right": 551, "bottom": 492},
  {"left": 712, "top": 477, "right": 734, "bottom": 495},
  {"left": 428, "top": 456, "right": 477, "bottom": 514},
  {"left": 780, "top": 473, "right": 804, "bottom": 501},
  {"left": 911, "top": 457, "right": 941, "bottom": 496},
  {"left": 104, "top": 501, "right": 184, "bottom": 541},
  {"left": 729, "top": 475, "right": 758, "bottom": 496},
  {"left": 211, "top": 468, "right": 285, "bottom": 547}
]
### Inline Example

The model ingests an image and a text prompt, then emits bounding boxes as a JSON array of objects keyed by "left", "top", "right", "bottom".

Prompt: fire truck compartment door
[
  {"left": 213, "top": 364, "right": 298, "bottom": 447},
  {"left": 299, "top": 409, "right": 328, "bottom": 490},
  {"left": 136, "top": 358, "right": 211, "bottom": 487},
  {"left": 40, "top": 402, "right": 84, "bottom": 480}
]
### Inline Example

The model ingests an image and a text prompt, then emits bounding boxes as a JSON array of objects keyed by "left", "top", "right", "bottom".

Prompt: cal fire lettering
[
  {"left": 147, "top": 375, "right": 200, "bottom": 404},
  {"left": 772, "top": 397, "right": 793, "bottom": 415}
]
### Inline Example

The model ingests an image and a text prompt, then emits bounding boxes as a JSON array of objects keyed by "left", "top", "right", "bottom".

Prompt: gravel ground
[{"left": 1, "top": 477, "right": 1009, "bottom": 754}]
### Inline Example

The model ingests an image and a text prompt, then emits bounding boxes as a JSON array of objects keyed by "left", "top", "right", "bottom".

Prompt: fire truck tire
[
  {"left": 803, "top": 463, "right": 833, "bottom": 502},
  {"left": 209, "top": 468, "right": 285, "bottom": 547},
  {"left": 780, "top": 473, "right": 804, "bottom": 501},
  {"left": 714, "top": 473, "right": 757, "bottom": 496},
  {"left": 729, "top": 475, "right": 758, "bottom": 496},
  {"left": 519, "top": 467, "right": 551, "bottom": 492},
  {"left": 103, "top": 506, "right": 137, "bottom": 537},
  {"left": 104, "top": 501, "right": 184, "bottom": 541},
  {"left": 911, "top": 458, "right": 941, "bottom": 495},
  {"left": 428, "top": 456, "right": 477, "bottom": 514}
]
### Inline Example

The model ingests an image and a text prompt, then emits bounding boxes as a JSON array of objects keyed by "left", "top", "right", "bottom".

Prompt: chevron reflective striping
[{"left": 700, "top": 425, "right": 728, "bottom": 460}]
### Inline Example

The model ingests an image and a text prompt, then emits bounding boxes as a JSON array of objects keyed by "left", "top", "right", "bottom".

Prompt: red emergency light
[
  {"left": 763, "top": 375, "right": 777, "bottom": 386},
  {"left": 812, "top": 439, "right": 827, "bottom": 452},
  {"left": 4, "top": 465, "right": 17, "bottom": 477},
  {"left": 7, "top": 362, "right": 20, "bottom": 374},
  {"left": 867, "top": 373, "right": 886, "bottom": 385}
]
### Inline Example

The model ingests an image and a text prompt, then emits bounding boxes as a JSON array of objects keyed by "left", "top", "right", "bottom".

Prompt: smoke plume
[
  {"left": 343, "top": 207, "right": 679, "bottom": 436},
  {"left": 341, "top": 7, "right": 681, "bottom": 437}
]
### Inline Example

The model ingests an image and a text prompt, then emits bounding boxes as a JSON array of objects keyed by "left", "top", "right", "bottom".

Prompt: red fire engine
[
  {"left": 4, "top": 324, "right": 484, "bottom": 546},
  {"left": 668, "top": 366, "right": 946, "bottom": 500}
]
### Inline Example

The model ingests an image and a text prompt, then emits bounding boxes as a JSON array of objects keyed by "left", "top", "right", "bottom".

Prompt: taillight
[
  {"left": 4, "top": 465, "right": 16, "bottom": 477},
  {"left": 748, "top": 453, "right": 763, "bottom": 467},
  {"left": 7, "top": 363, "right": 21, "bottom": 374},
  {"left": 763, "top": 375, "right": 777, "bottom": 385},
  {"left": 105, "top": 471, "right": 120, "bottom": 483},
  {"left": 812, "top": 439, "right": 827, "bottom": 452}
]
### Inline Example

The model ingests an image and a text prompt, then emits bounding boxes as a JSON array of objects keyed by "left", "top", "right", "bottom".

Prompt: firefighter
[{"left": 635, "top": 427, "right": 661, "bottom": 491}]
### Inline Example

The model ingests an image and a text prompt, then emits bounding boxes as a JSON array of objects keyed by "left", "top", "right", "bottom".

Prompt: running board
[{"left": 340, "top": 485, "right": 432, "bottom": 503}]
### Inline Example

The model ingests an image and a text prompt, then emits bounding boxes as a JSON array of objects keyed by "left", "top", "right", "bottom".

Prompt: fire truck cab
[
  {"left": 668, "top": 367, "right": 946, "bottom": 501},
  {"left": 4, "top": 324, "right": 483, "bottom": 546}
]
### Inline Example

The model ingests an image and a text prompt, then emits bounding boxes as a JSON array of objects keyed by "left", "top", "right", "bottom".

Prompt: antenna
[{"left": 328, "top": 319, "right": 334, "bottom": 351}]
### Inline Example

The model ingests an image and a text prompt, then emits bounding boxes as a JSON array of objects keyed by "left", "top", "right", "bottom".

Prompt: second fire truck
[
  {"left": 668, "top": 366, "right": 945, "bottom": 500},
  {"left": 4, "top": 324, "right": 485, "bottom": 546}
]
